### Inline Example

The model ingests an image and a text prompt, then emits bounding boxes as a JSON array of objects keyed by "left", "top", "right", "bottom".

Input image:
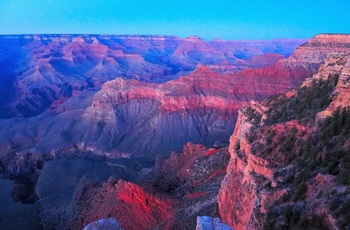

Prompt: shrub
[
  {"left": 293, "top": 181, "right": 307, "bottom": 202},
  {"left": 264, "top": 74, "right": 339, "bottom": 125}
]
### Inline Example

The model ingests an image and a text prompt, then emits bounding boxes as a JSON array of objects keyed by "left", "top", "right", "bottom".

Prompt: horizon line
[{"left": 0, "top": 33, "right": 315, "bottom": 42}]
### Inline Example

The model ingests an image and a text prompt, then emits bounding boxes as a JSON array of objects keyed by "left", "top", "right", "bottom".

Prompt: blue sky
[{"left": 0, "top": 0, "right": 349, "bottom": 40}]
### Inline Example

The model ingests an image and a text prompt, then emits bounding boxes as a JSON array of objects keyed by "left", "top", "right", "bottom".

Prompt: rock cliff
[
  {"left": 218, "top": 106, "right": 270, "bottom": 230},
  {"left": 219, "top": 51, "right": 350, "bottom": 229}
]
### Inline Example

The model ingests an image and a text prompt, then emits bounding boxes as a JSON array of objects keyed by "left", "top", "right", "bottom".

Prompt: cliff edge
[{"left": 219, "top": 48, "right": 350, "bottom": 229}]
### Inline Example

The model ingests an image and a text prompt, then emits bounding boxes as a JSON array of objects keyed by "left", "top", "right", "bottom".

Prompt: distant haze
[{"left": 0, "top": 0, "right": 349, "bottom": 40}]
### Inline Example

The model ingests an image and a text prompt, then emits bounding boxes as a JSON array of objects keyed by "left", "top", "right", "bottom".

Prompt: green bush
[
  {"left": 264, "top": 74, "right": 339, "bottom": 125},
  {"left": 293, "top": 181, "right": 307, "bottom": 202}
]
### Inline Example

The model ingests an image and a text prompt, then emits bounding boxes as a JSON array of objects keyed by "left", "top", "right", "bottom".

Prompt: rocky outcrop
[
  {"left": 48, "top": 143, "right": 230, "bottom": 230},
  {"left": 88, "top": 65, "right": 272, "bottom": 115},
  {"left": 38, "top": 176, "right": 173, "bottom": 230},
  {"left": 313, "top": 53, "right": 350, "bottom": 120},
  {"left": 114, "top": 180, "right": 174, "bottom": 230}
]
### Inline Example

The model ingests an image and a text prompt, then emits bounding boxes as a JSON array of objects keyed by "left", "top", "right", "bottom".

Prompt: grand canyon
[{"left": 1, "top": 33, "right": 350, "bottom": 230}]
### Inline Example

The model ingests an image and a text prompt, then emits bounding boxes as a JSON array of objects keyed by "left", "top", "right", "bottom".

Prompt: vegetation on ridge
[
  {"left": 243, "top": 74, "right": 350, "bottom": 229},
  {"left": 264, "top": 74, "right": 339, "bottom": 125}
]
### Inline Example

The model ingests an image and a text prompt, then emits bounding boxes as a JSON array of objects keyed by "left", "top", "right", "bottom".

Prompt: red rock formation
[
  {"left": 219, "top": 40, "right": 350, "bottom": 223},
  {"left": 114, "top": 180, "right": 174, "bottom": 230},
  {"left": 61, "top": 177, "right": 173, "bottom": 230},
  {"left": 219, "top": 49, "right": 350, "bottom": 230},
  {"left": 89, "top": 63, "right": 302, "bottom": 119},
  {"left": 218, "top": 107, "right": 268, "bottom": 229},
  {"left": 308, "top": 34, "right": 350, "bottom": 44}
]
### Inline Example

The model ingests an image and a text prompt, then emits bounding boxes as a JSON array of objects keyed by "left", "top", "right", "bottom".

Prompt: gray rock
[
  {"left": 196, "top": 216, "right": 233, "bottom": 230},
  {"left": 83, "top": 218, "right": 124, "bottom": 230}
]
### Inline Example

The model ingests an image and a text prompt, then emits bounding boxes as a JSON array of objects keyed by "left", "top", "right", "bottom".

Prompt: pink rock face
[
  {"left": 82, "top": 61, "right": 307, "bottom": 157},
  {"left": 91, "top": 61, "right": 306, "bottom": 117},
  {"left": 114, "top": 180, "right": 174, "bottom": 230},
  {"left": 218, "top": 109, "right": 259, "bottom": 230},
  {"left": 218, "top": 159, "right": 257, "bottom": 230},
  {"left": 69, "top": 178, "right": 174, "bottom": 230}
]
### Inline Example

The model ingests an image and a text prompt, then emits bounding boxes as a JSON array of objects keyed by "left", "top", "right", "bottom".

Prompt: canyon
[
  {"left": 0, "top": 35, "right": 309, "bottom": 158},
  {"left": 1, "top": 34, "right": 350, "bottom": 159},
  {"left": 0, "top": 34, "right": 305, "bottom": 118},
  {"left": 1, "top": 34, "right": 350, "bottom": 229}
]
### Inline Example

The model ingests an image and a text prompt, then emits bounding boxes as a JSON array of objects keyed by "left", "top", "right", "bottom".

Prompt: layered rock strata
[
  {"left": 0, "top": 35, "right": 305, "bottom": 118},
  {"left": 219, "top": 51, "right": 350, "bottom": 230}
]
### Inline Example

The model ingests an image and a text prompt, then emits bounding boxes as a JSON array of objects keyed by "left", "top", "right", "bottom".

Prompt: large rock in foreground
[
  {"left": 196, "top": 216, "right": 233, "bottom": 230},
  {"left": 83, "top": 218, "right": 124, "bottom": 230}
]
